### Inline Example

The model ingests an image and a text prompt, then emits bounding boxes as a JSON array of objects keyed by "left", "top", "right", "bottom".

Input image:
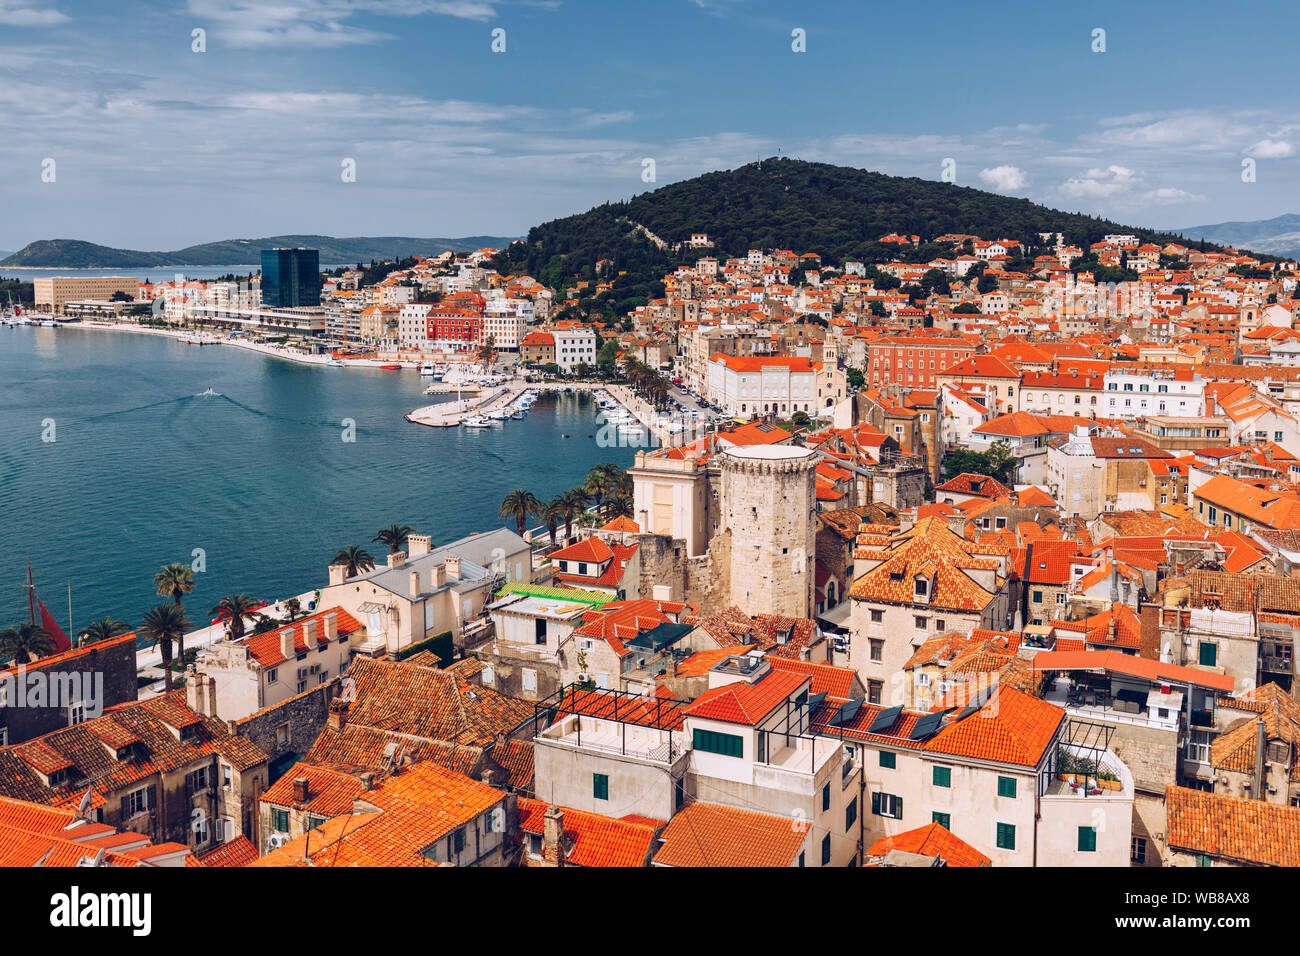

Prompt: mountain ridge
[
  {"left": 0, "top": 235, "right": 519, "bottom": 269},
  {"left": 1176, "top": 213, "right": 1300, "bottom": 258}
]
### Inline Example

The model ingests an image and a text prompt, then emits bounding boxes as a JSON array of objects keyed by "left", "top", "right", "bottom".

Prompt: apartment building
[
  {"left": 33, "top": 275, "right": 138, "bottom": 312},
  {"left": 706, "top": 354, "right": 821, "bottom": 416}
]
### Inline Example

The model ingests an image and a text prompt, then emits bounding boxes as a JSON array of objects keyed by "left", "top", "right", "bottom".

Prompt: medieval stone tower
[{"left": 718, "top": 444, "right": 818, "bottom": 619}]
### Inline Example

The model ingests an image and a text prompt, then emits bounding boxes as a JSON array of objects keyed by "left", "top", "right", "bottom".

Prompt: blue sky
[{"left": 2, "top": 0, "right": 1299, "bottom": 251}]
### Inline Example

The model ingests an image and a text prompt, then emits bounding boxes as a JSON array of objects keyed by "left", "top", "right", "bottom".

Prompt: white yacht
[
  {"left": 419, "top": 362, "right": 436, "bottom": 375},
  {"left": 462, "top": 417, "right": 492, "bottom": 429}
]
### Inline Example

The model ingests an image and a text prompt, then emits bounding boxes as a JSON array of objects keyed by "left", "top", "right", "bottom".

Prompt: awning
[{"left": 816, "top": 601, "right": 852, "bottom": 631}]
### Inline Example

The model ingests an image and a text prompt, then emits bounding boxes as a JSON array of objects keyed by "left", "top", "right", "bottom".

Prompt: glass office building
[{"left": 260, "top": 248, "right": 321, "bottom": 307}]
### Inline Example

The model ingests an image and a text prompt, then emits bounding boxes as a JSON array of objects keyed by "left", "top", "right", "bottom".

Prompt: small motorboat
[
  {"left": 462, "top": 417, "right": 492, "bottom": 429},
  {"left": 379, "top": 364, "right": 401, "bottom": 370},
  {"left": 326, "top": 358, "right": 344, "bottom": 367},
  {"left": 419, "top": 363, "right": 435, "bottom": 375},
  {"left": 199, "top": 387, "right": 218, "bottom": 397}
]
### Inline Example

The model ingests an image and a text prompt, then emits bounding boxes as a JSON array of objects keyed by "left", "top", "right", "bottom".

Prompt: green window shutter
[
  {"left": 997, "top": 823, "right": 1015, "bottom": 850},
  {"left": 1199, "top": 642, "right": 1217, "bottom": 667},
  {"left": 997, "top": 776, "right": 1017, "bottom": 798},
  {"left": 871, "top": 791, "right": 880, "bottom": 816},
  {"left": 879, "top": 751, "right": 896, "bottom": 769},
  {"left": 933, "top": 766, "right": 951, "bottom": 788},
  {"left": 932, "top": 812, "right": 950, "bottom": 829},
  {"left": 454, "top": 827, "right": 466, "bottom": 853},
  {"left": 822, "top": 784, "right": 830, "bottom": 811},
  {"left": 1078, "top": 826, "right": 1096, "bottom": 852},
  {"left": 894, "top": 796, "right": 903, "bottom": 820},
  {"left": 272, "top": 809, "right": 288, "bottom": 832},
  {"left": 693, "top": 728, "right": 743, "bottom": 758},
  {"left": 845, "top": 798, "right": 857, "bottom": 830},
  {"left": 593, "top": 773, "right": 608, "bottom": 801}
]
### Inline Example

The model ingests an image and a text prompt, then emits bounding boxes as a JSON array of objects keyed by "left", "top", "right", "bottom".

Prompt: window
[
  {"left": 304, "top": 815, "right": 325, "bottom": 832},
  {"left": 822, "top": 783, "right": 830, "bottom": 812},
  {"left": 869, "top": 639, "right": 883, "bottom": 662},
  {"left": 69, "top": 700, "right": 86, "bottom": 725},
  {"left": 1032, "top": 590, "right": 1043, "bottom": 604},
  {"left": 867, "top": 680, "right": 882, "bottom": 705},
  {"left": 1131, "top": 836, "right": 1147, "bottom": 864},
  {"left": 1078, "top": 826, "right": 1097, "bottom": 852},
  {"left": 1199, "top": 642, "right": 1217, "bottom": 667},
  {"left": 993, "top": 822, "right": 1013, "bottom": 853},
  {"left": 914, "top": 616, "right": 928, "bottom": 630},
  {"left": 821, "top": 834, "right": 831, "bottom": 865},
  {"left": 276, "top": 723, "right": 289, "bottom": 748},
  {"left": 693, "top": 729, "right": 743, "bottom": 758},
  {"left": 122, "top": 787, "right": 151, "bottom": 817},
  {"left": 267, "top": 667, "right": 278, "bottom": 684},
  {"left": 798, "top": 851, "right": 805, "bottom": 867},
  {"left": 453, "top": 827, "right": 466, "bottom": 854},
  {"left": 932, "top": 766, "right": 951, "bottom": 788},
  {"left": 535, "top": 618, "right": 547, "bottom": 644},
  {"left": 1195, "top": 854, "right": 1213, "bottom": 868},
  {"left": 221, "top": 764, "right": 232, "bottom": 789},
  {"left": 870, "top": 609, "right": 884, "bottom": 623},
  {"left": 592, "top": 773, "right": 609, "bottom": 801},
  {"left": 193, "top": 816, "right": 209, "bottom": 846},
  {"left": 879, "top": 751, "right": 896, "bottom": 769},
  {"left": 845, "top": 798, "right": 858, "bottom": 831},
  {"left": 932, "top": 811, "right": 950, "bottom": 829},
  {"left": 997, "top": 776, "right": 1017, "bottom": 799},
  {"left": 872, "top": 792, "right": 903, "bottom": 819}
]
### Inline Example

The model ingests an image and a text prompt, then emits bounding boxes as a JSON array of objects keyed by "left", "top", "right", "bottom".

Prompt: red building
[
  {"left": 427, "top": 308, "right": 483, "bottom": 352},
  {"left": 867, "top": 337, "right": 974, "bottom": 388}
]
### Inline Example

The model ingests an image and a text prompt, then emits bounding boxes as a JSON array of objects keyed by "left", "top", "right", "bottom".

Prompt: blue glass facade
[{"left": 260, "top": 248, "right": 321, "bottom": 307}]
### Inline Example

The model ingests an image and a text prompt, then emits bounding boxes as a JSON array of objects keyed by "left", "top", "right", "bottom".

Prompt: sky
[{"left": 2, "top": 0, "right": 1299, "bottom": 252}]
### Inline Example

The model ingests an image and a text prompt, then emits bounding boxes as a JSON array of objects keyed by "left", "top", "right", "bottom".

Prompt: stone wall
[{"left": 232, "top": 678, "right": 341, "bottom": 779}]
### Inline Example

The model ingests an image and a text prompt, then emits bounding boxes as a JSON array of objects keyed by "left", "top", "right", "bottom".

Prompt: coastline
[{"left": 70, "top": 321, "right": 342, "bottom": 367}]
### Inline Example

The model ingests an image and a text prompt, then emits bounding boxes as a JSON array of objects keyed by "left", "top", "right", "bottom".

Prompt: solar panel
[
  {"left": 867, "top": 704, "right": 903, "bottom": 734},
  {"left": 909, "top": 711, "right": 946, "bottom": 740},
  {"left": 806, "top": 691, "right": 827, "bottom": 712},
  {"left": 830, "top": 696, "right": 865, "bottom": 726}
]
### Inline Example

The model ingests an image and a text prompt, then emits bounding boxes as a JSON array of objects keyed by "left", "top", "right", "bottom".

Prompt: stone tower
[{"left": 718, "top": 444, "right": 818, "bottom": 619}]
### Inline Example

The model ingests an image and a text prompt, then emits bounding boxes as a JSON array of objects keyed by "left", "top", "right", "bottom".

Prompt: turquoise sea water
[{"left": 0, "top": 325, "right": 632, "bottom": 634}]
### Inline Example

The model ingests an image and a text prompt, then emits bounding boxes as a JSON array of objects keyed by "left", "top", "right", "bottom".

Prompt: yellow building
[{"left": 34, "top": 275, "right": 139, "bottom": 312}]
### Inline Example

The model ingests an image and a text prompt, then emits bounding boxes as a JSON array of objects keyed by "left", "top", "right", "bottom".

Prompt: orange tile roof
[
  {"left": 684, "top": 668, "right": 810, "bottom": 726},
  {"left": 1165, "top": 785, "right": 1300, "bottom": 867},
  {"left": 241, "top": 607, "right": 363, "bottom": 668},
  {"left": 922, "top": 687, "right": 1064, "bottom": 768},
  {"left": 652, "top": 801, "right": 807, "bottom": 867},
  {"left": 867, "top": 822, "right": 990, "bottom": 867},
  {"left": 849, "top": 516, "right": 999, "bottom": 613},
  {"left": 516, "top": 799, "right": 658, "bottom": 867}
]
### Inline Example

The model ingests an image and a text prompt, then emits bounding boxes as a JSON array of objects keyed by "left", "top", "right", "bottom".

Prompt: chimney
[
  {"left": 280, "top": 627, "right": 296, "bottom": 661},
  {"left": 445, "top": 557, "right": 461, "bottom": 581},
  {"left": 328, "top": 564, "right": 346, "bottom": 586},
  {"left": 185, "top": 668, "right": 204, "bottom": 714},
  {"left": 409, "top": 570, "right": 422, "bottom": 598},
  {"left": 293, "top": 777, "right": 310, "bottom": 803},
  {"left": 386, "top": 550, "right": 407, "bottom": 569},
  {"left": 431, "top": 563, "right": 446, "bottom": 589},
  {"left": 303, "top": 619, "right": 318, "bottom": 648},
  {"left": 408, "top": 534, "right": 432, "bottom": 557},
  {"left": 542, "top": 804, "right": 565, "bottom": 867},
  {"left": 1255, "top": 719, "right": 1266, "bottom": 800},
  {"left": 359, "top": 772, "right": 374, "bottom": 792},
  {"left": 323, "top": 613, "right": 338, "bottom": 641},
  {"left": 328, "top": 697, "right": 349, "bottom": 731}
]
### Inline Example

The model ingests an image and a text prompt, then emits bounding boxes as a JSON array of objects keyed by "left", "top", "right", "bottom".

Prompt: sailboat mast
[{"left": 26, "top": 558, "right": 36, "bottom": 627}]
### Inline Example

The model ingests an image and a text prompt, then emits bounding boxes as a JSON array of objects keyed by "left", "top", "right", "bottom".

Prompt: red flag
[{"left": 37, "top": 596, "right": 72, "bottom": 653}]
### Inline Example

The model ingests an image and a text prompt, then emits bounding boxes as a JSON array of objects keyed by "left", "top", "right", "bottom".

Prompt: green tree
[
  {"left": 499, "top": 488, "right": 542, "bottom": 537},
  {"left": 140, "top": 603, "right": 189, "bottom": 691},
  {"left": 283, "top": 597, "right": 302, "bottom": 622},
  {"left": 79, "top": 616, "right": 130, "bottom": 646},
  {"left": 0, "top": 623, "right": 54, "bottom": 664},
  {"left": 373, "top": 524, "right": 415, "bottom": 555},
  {"left": 210, "top": 594, "right": 263, "bottom": 641},
  {"left": 845, "top": 368, "right": 865, "bottom": 389},
  {"left": 154, "top": 563, "right": 195, "bottom": 666},
  {"left": 332, "top": 545, "right": 375, "bottom": 578},
  {"left": 561, "top": 487, "right": 590, "bottom": 541}
]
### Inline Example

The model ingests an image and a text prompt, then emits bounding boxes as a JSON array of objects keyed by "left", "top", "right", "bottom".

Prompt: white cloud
[
  {"left": 1246, "top": 139, "right": 1295, "bottom": 159},
  {"left": 1142, "top": 187, "right": 1206, "bottom": 204},
  {"left": 0, "top": 1, "right": 67, "bottom": 26},
  {"left": 1059, "top": 165, "right": 1139, "bottom": 199},
  {"left": 185, "top": 0, "right": 500, "bottom": 49},
  {"left": 978, "top": 165, "right": 1028, "bottom": 192}
]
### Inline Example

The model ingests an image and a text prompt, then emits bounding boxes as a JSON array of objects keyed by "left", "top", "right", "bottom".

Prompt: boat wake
[{"left": 195, "top": 387, "right": 220, "bottom": 397}]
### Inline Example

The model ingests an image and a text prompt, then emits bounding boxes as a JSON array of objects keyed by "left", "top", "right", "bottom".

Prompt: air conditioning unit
[{"left": 265, "top": 833, "right": 289, "bottom": 852}]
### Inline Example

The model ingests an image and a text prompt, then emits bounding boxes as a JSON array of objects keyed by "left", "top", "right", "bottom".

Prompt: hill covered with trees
[{"left": 493, "top": 157, "right": 1239, "bottom": 320}]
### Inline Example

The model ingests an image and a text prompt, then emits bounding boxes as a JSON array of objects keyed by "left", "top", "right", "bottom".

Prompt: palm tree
[
  {"left": 140, "top": 603, "right": 189, "bottom": 692},
  {"left": 154, "top": 563, "right": 196, "bottom": 663},
  {"left": 583, "top": 469, "right": 613, "bottom": 516},
  {"left": 499, "top": 488, "right": 542, "bottom": 537},
  {"left": 372, "top": 524, "right": 415, "bottom": 555},
  {"left": 332, "top": 545, "right": 375, "bottom": 578},
  {"left": 79, "top": 616, "right": 130, "bottom": 646},
  {"left": 0, "top": 623, "right": 54, "bottom": 664},
  {"left": 605, "top": 493, "right": 634, "bottom": 519},
  {"left": 283, "top": 597, "right": 302, "bottom": 622},
  {"left": 210, "top": 594, "right": 263, "bottom": 641},
  {"left": 561, "top": 487, "right": 590, "bottom": 541},
  {"left": 541, "top": 496, "right": 565, "bottom": 547}
]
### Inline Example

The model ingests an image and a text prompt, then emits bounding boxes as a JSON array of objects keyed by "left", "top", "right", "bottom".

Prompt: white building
[
  {"left": 1101, "top": 369, "right": 1205, "bottom": 419},
  {"left": 553, "top": 326, "right": 599, "bottom": 372},
  {"left": 705, "top": 354, "right": 821, "bottom": 417}
]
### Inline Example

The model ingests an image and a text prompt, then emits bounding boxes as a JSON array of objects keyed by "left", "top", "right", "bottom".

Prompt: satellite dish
[{"left": 265, "top": 833, "right": 289, "bottom": 852}]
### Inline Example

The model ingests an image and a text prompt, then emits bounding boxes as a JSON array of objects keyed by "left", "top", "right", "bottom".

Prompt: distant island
[{"left": 0, "top": 234, "right": 520, "bottom": 269}]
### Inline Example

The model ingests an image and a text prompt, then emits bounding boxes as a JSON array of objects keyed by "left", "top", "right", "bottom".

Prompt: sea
[
  {"left": 0, "top": 265, "right": 351, "bottom": 283},
  {"left": 0, "top": 324, "right": 635, "bottom": 635}
]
